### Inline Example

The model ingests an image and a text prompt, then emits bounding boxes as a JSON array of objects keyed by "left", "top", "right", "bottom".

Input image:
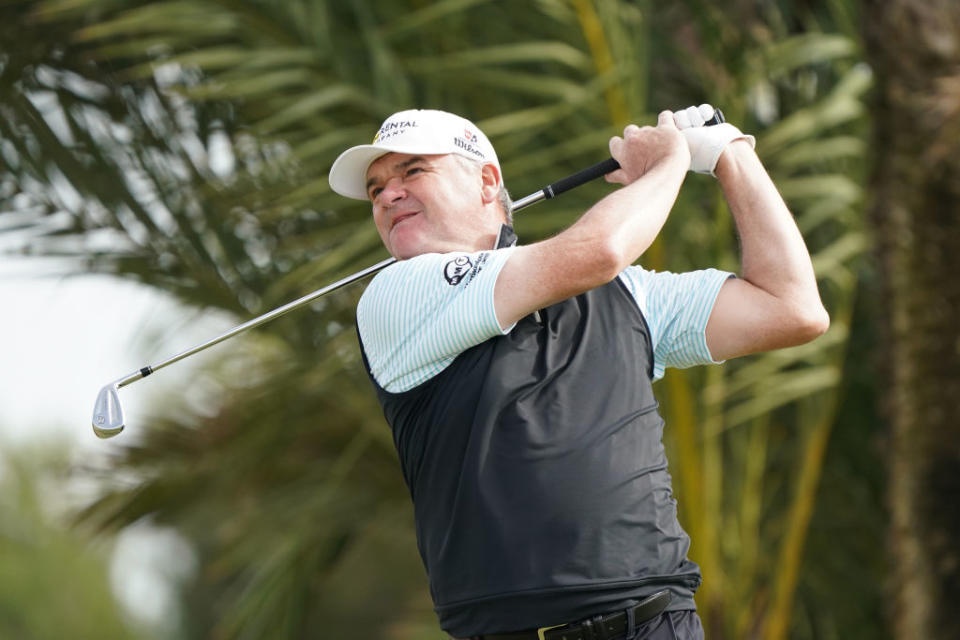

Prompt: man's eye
[
  {"left": 406, "top": 167, "right": 423, "bottom": 176},
  {"left": 370, "top": 187, "right": 383, "bottom": 199}
]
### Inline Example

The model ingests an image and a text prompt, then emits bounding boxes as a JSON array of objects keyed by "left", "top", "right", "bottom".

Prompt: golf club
[{"left": 92, "top": 109, "right": 724, "bottom": 438}]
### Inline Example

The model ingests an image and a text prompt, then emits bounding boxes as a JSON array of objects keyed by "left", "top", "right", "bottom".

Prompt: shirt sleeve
[
  {"left": 617, "top": 266, "right": 735, "bottom": 380},
  {"left": 357, "top": 247, "right": 516, "bottom": 393}
]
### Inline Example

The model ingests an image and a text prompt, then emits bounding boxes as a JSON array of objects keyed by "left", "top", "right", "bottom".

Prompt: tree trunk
[{"left": 862, "top": 1, "right": 960, "bottom": 638}]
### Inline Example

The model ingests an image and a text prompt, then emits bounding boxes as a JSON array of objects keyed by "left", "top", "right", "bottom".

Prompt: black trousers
[
  {"left": 455, "top": 611, "right": 704, "bottom": 640},
  {"left": 626, "top": 610, "right": 704, "bottom": 640}
]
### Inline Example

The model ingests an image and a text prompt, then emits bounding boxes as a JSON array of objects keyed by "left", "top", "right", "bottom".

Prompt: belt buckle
[{"left": 536, "top": 624, "right": 564, "bottom": 640}]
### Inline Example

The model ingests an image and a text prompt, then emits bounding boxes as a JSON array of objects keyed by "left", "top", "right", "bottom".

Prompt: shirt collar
[{"left": 494, "top": 224, "right": 517, "bottom": 249}]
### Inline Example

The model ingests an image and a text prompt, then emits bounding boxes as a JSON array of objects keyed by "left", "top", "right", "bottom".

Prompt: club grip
[{"left": 541, "top": 109, "right": 725, "bottom": 199}]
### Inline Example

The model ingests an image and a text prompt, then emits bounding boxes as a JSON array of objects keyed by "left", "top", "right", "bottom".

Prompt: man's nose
[{"left": 380, "top": 177, "right": 406, "bottom": 203}]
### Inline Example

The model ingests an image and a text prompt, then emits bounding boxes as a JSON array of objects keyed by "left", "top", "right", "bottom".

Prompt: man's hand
[
  {"left": 605, "top": 111, "right": 690, "bottom": 185},
  {"left": 672, "top": 104, "right": 755, "bottom": 176}
]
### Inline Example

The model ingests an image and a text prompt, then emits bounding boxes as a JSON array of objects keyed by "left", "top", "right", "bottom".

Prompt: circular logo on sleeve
[{"left": 444, "top": 256, "right": 473, "bottom": 286}]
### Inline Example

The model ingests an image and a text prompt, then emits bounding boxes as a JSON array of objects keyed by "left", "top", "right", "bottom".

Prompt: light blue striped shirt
[{"left": 357, "top": 248, "right": 733, "bottom": 392}]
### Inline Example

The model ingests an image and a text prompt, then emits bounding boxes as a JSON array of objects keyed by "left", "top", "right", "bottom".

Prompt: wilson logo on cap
[{"left": 453, "top": 135, "right": 484, "bottom": 159}]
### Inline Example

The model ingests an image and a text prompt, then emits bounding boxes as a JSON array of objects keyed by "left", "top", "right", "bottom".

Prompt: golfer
[{"left": 328, "top": 107, "right": 828, "bottom": 640}]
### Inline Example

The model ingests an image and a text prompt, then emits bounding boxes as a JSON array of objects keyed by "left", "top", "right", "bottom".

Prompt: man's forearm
[
  {"left": 564, "top": 151, "right": 688, "bottom": 272},
  {"left": 715, "top": 141, "right": 827, "bottom": 319},
  {"left": 493, "top": 155, "right": 687, "bottom": 329}
]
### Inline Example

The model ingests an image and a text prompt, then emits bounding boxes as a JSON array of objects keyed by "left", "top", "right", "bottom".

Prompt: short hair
[{"left": 453, "top": 154, "right": 513, "bottom": 224}]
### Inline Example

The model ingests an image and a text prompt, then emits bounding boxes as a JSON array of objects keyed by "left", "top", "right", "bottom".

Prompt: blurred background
[{"left": 1, "top": 0, "right": 958, "bottom": 638}]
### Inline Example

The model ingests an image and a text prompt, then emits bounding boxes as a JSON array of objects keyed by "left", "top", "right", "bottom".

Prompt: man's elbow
[
  {"left": 788, "top": 303, "right": 830, "bottom": 345},
  {"left": 592, "top": 238, "right": 634, "bottom": 283}
]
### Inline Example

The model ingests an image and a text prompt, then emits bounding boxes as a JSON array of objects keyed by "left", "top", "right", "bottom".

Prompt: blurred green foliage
[{"left": 0, "top": 444, "right": 143, "bottom": 639}]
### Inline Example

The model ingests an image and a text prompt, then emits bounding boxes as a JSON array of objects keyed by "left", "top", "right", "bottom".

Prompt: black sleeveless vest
[{"left": 358, "top": 274, "right": 701, "bottom": 637}]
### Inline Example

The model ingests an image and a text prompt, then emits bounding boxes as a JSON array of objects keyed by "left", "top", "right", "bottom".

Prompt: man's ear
[{"left": 479, "top": 163, "right": 501, "bottom": 204}]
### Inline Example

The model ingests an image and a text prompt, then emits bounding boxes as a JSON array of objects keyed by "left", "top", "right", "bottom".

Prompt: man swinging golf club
[{"left": 328, "top": 106, "right": 828, "bottom": 640}]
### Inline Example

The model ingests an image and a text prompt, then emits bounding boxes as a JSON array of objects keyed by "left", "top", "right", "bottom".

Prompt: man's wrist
[{"left": 714, "top": 139, "right": 757, "bottom": 181}]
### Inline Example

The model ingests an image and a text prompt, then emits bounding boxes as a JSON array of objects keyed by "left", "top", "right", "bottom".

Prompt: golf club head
[{"left": 92, "top": 384, "right": 124, "bottom": 439}]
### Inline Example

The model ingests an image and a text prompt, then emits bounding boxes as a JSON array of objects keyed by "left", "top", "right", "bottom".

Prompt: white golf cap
[{"left": 328, "top": 109, "right": 500, "bottom": 200}]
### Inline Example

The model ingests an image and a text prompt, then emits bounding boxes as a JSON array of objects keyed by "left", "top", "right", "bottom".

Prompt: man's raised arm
[{"left": 704, "top": 141, "right": 830, "bottom": 361}]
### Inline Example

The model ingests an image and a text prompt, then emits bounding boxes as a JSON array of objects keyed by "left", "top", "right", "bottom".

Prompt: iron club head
[{"left": 92, "top": 384, "right": 124, "bottom": 439}]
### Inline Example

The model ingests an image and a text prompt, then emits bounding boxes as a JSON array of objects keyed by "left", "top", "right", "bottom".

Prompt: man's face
[{"left": 365, "top": 153, "right": 496, "bottom": 259}]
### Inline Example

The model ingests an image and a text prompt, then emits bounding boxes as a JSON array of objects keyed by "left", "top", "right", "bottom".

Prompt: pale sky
[{"left": 0, "top": 256, "right": 232, "bottom": 448}]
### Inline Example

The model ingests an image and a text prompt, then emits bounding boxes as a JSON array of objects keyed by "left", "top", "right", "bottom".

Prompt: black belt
[{"left": 476, "top": 590, "right": 673, "bottom": 640}]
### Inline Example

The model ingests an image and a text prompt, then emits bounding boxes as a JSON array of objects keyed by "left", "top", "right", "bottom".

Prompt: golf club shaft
[
  {"left": 109, "top": 109, "right": 726, "bottom": 390},
  {"left": 113, "top": 256, "right": 397, "bottom": 389}
]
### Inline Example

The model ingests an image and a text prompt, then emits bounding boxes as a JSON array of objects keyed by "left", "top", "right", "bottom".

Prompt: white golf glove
[{"left": 673, "top": 104, "right": 755, "bottom": 176}]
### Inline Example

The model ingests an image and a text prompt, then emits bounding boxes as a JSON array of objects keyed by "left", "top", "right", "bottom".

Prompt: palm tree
[
  {"left": 2, "top": 0, "right": 873, "bottom": 637},
  {"left": 863, "top": 1, "right": 960, "bottom": 638}
]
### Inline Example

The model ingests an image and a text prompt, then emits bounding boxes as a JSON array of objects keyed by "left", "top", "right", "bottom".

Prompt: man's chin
[
  {"left": 389, "top": 240, "right": 428, "bottom": 261},
  {"left": 389, "top": 230, "right": 436, "bottom": 260}
]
